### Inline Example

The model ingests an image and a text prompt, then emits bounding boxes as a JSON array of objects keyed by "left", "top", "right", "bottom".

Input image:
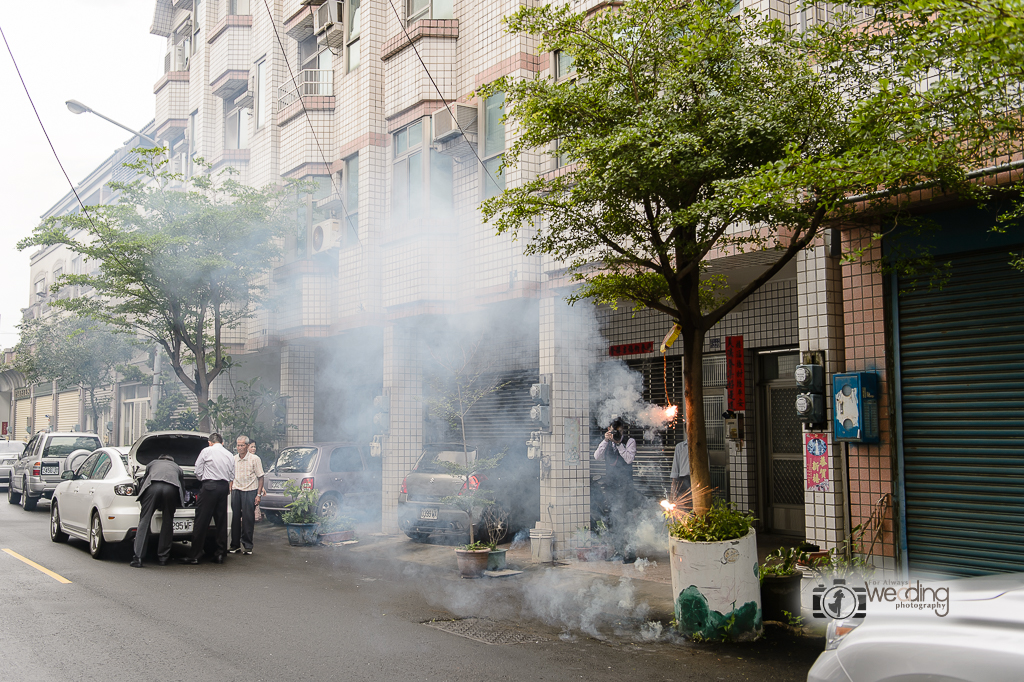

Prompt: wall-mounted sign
[
  {"left": 726, "top": 335, "right": 745, "bottom": 411},
  {"left": 608, "top": 341, "right": 653, "bottom": 357},
  {"left": 805, "top": 433, "right": 831, "bottom": 492}
]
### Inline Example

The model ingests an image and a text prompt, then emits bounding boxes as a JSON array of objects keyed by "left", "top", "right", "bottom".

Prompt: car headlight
[
  {"left": 825, "top": 618, "right": 860, "bottom": 651},
  {"left": 113, "top": 484, "right": 136, "bottom": 496}
]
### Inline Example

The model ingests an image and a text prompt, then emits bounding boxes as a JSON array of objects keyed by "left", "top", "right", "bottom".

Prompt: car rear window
[
  {"left": 416, "top": 449, "right": 478, "bottom": 474},
  {"left": 273, "top": 447, "right": 317, "bottom": 473},
  {"left": 43, "top": 436, "right": 102, "bottom": 458}
]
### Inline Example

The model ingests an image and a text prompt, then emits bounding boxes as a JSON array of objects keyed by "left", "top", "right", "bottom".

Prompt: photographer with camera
[{"left": 593, "top": 418, "right": 638, "bottom": 563}]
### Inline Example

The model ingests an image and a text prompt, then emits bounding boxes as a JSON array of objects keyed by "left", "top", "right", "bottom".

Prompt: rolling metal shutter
[
  {"left": 460, "top": 369, "right": 539, "bottom": 451},
  {"left": 33, "top": 394, "right": 53, "bottom": 435},
  {"left": 13, "top": 397, "right": 31, "bottom": 441},
  {"left": 57, "top": 391, "right": 80, "bottom": 432},
  {"left": 897, "top": 247, "right": 1024, "bottom": 576}
]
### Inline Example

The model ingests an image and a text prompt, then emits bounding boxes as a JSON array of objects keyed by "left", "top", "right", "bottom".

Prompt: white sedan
[
  {"left": 808, "top": 572, "right": 1024, "bottom": 682},
  {"left": 49, "top": 435, "right": 217, "bottom": 559}
]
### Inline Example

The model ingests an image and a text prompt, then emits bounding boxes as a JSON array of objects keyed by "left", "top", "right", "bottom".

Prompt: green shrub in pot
[
  {"left": 281, "top": 480, "right": 321, "bottom": 525},
  {"left": 666, "top": 499, "right": 754, "bottom": 542}
]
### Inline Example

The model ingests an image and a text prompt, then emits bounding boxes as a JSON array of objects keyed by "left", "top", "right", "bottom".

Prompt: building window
[
  {"left": 406, "top": 0, "right": 453, "bottom": 25},
  {"left": 554, "top": 50, "right": 575, "bottom": 80},
  {"left": 482, "top": 92, "right": 506, "bottom": 199},
  {"left": 225, "top": 105, "right": 250, "bottom": 150},
  {"left": 295, "top": 176, "right": 332, "bottom": 257},
  {"left": 34, "top": 277, "right": 46, "bottom": 301},
  {"left": 187, "top": 111, "right": 198, "bottom": 176},
  {"left": 392, "top": 119, "right": 454, "bottom": 224},
  {"left": 255, "top": 59, "right": 268, "bottom": 128},
  {"left": 347, "top": 0, "right": 361, "bottom": 72},
  {"left": 192, "top": 1, "right": 202, "bottom": 55},
  {"left": 343, "top": 154, "right": 359, "bottom": 242},
  {"left": 229, "top": 0, "right": 250, "bottom": 14}
]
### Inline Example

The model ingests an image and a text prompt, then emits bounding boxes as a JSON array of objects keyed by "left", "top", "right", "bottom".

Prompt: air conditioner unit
[
  {"left": 314, "top": 0, "right": 341, "bottom": 34},
  {"left": 432, "top": 103, "right": 478, "bottom": 142},
  {"left": 311, "top": 219, "right": 342, "bottom": 254}
]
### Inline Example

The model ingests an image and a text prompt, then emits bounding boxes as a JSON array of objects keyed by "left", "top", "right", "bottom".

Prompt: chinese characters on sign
[
  {"left": 725, "top": 335, "right": 745, "bottom": 411},
  {"left": 805, "top": 433, "right": 831, "bottom": 492},
  {"left": 608, "top": 341, "right": 654, "bottom": 357}
]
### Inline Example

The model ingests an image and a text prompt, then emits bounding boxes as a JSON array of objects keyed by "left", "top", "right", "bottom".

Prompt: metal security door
[
  {"left": 766, "top": 383, "right": 805, "bottom": 536},
  {"left": 896, "top": 247, "right": 1024, "bottom": 576}
]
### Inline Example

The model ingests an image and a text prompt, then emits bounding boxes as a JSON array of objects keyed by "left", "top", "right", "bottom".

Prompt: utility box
[{"left": 832, "top": 372, "right": 880, "bottom": 443}]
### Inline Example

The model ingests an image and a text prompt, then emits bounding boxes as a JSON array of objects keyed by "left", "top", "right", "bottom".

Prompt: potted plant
[
  {"left": 795, "top": 540, "right": 829, "bottom": 567},
  {"left": 664, "top": 498, "right": 761, "bottom": 641},
  {"left": 759, "top": 546, "right": 804, "bottom": 623},
  {"left": 483, "top": 505, "right": 510, "bottom": 570},
  {"left": 281, "top": 480, "right": 321, "bottom": 546},
  {"left": 318, "top": 515, "right": 356, "bottom": 543},
  {"left": 574, "top": 520, "right": 612, "bottom": 561}
]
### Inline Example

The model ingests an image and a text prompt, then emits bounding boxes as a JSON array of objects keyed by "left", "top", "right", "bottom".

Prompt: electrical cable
[
  {"left": 0, "top": 22, "right": 97, "bottom": 229},
  {"left": 261, "top": 0, "right": 354, "bottom": 229},
  {"left": 383, "top": 0, "right": 504, "bottom": 193}
]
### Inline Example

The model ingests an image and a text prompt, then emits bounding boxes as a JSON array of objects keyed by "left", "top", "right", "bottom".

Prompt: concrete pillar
[
  {"left": 381, "top": 321, "right": 423, "bottom": 534},
  {"left": 797, "top": 244, "right": 847, "bottom": 551},
  {"left": 281, "top": 343, "right": 316, "bottom": 446},
  {"left": 537, "top": 295, "right": 599, "bottom": 558}
]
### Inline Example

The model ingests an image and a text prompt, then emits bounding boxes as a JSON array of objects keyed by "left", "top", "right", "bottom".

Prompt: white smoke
[{"left": 590, "top": 359, "right": 675, "bottom": 431}]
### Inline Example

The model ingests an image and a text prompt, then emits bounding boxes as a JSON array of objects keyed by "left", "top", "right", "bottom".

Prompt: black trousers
[
  {"left": 189, "top": 479, "right": 230, "bottom": 560},
  {"left": 134, "top": 482, "right": 179, "bottom": 562},
  {"left": 230, "top": 488, "right": 257, "bottom": 551}
]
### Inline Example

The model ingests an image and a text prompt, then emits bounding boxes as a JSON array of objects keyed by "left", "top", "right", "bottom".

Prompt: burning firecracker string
[{"left": 659, "top": 324, "right": 683, "bottom": 425}]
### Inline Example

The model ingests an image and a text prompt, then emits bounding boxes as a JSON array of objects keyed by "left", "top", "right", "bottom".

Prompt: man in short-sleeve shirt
[{"left": 229, "top": 435, "right": 265, "bottom": 555}]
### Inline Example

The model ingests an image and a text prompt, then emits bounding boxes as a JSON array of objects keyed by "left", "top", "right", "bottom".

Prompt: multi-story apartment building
[{"left": 16, "top": 0, "right": 1022, "bottom": 577}]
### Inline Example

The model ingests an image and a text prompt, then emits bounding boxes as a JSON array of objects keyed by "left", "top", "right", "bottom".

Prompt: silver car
[
  {"left": 8, "top": 432, "right": 103, "bottom": 510},
  {"left": 808, "top": 572, "right": 1024, "bottom": 682},
  {"left": 0, "top": 441, "right": 25, "bottom": 486}
]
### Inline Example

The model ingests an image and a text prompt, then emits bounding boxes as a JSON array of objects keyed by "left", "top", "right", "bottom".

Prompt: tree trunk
[
  {"left": 681, "top": 327, "right": 712, "bottom": 515},
  {"left": 197, "top": 383, "right": 211, "bottom": 433}
]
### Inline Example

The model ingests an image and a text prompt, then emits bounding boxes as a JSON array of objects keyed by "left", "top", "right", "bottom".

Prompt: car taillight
[
  {"left": 468, "top": 475, "right": 480, "bottom": 490},
  {"left": 114, "top": 484, "right": 136, "bottom": 496},
  {"left": 400, "top": 477, "right": 407, "bottom": 494},
  {"left": 32, "top": 462, "right": 41, "bottom": 476},
  {"left": 300, "top": 477, "right": 314, "bottom": 491}
]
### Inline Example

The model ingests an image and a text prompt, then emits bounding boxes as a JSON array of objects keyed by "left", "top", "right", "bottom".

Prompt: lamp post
[{"left": 65, "top": 99, "right": 158, "bottom": 146}]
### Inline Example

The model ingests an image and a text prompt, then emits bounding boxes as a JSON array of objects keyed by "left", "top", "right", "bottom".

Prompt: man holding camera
[{"left": 593, "top": 418, "right": 638, "bottom": 563}]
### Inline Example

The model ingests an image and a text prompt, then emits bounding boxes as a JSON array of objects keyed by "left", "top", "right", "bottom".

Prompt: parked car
[
  {"left": 260, "top": 442, "right": 381, "bottom": 523},
  {"left": 48, "top": 431, "right": 231, "bottom": 560},
  {"left": 807, "top": 572, "right": 1024, "bottom": 682},
  {"left": 397, "top": 442, "right": 539, "bottom": 543},
  {"left": 0, "top": 441, "right": 26, "bottom": 487},
  {"left": 8, "top": 432, "right": 103, "bottom": 510}
]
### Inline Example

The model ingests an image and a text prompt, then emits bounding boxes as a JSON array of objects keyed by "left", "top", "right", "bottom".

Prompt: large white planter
[{"left": 668, "top": 528, "right": 762, "bottom": 641}]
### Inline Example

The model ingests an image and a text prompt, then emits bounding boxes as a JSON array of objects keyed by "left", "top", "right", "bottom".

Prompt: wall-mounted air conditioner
[
  {"left": 311, "top": 219, "right": 341, "bottom": 254},
  {"left": 432, "top": 103, "right": 478, "bottom": 142},
  {"left": 314, "top": 0, "right": 341, "bottom": 34}
]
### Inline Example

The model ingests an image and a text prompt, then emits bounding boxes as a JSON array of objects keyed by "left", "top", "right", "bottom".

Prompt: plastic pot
[
  {"left": 487, "top": 548, "right": 507, "bottom": 570},
  {"left": 285, "top": 522, "right": 320, "bottom": 546},
  {"left": 455, "top": 548, "right": 491, "bottom": 578},
  {"left": 761, "top": 573, "right": 803, "bottom": 623}
]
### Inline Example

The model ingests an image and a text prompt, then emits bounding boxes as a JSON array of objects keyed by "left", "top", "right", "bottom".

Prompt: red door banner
[
  {"left": 726, "top": 335, "right": 745, "bottom": 411},
  {"left": 805, "top": 433, "right": 831, "bottom": 492}
]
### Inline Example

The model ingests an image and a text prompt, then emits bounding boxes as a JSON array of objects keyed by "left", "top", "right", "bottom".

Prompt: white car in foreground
[
  {"left": 808, "top": 572, "right": 1024, "bottom": 682},
  {"left": 49, "top": 432, "right": 226, "bottom": 560}
]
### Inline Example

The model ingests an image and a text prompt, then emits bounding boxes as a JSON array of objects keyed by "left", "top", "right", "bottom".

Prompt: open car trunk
[{"left": 129, "top": 431, "right": 212, "bottom": 507}]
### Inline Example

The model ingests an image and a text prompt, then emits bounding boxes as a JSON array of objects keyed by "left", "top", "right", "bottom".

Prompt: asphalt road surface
[{"left": 0, "top": 496, "right": 820, "bottom": 682}]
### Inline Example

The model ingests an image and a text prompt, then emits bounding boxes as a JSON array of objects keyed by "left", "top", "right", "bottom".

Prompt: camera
[{"left": 612, "top": 429, "right": 623, "bottom": 442}]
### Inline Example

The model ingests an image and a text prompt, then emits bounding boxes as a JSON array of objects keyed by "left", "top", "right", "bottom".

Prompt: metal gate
[{"left": 896, "top": 247, "right": 1024, "bottom": 576}]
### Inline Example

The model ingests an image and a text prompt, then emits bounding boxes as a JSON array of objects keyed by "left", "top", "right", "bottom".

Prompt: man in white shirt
[
  {"left": 593, "top": 418, "right": 638, "bottom": 563},
  {"left": 671, "top": 423, "right": 691, "bottom": 511},
  {"left": 180, "top": 432, "right": 235, "bottom": 565},
  {"left": 229, "top": 435, "right": 265, "bottom": 555}
]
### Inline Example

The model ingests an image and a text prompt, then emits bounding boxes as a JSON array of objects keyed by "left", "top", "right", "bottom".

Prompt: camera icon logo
[{"left": 813, "top": 578, "right": 867, "bottom": 619}]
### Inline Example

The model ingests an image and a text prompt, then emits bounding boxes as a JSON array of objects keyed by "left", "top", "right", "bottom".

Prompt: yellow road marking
[{"left": 2, "top": 548, "right": 72, "bottom": 584}]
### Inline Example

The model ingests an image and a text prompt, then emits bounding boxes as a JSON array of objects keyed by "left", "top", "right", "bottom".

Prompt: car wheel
[
  {"left": 50, "top": 503, "right": 69, "bottom": 543},
  {"left": 317, "top": 493, "right": 341, "bottom": 520},
  {"left": 405, "top": 531, "right": 431, "bottom": 543},
  {"left": 89, "top": 512, "right": 106, "bottom": 559},
  {"left": 7, "top": 480, "right": 20, "bottom": 505},
  {"left": 264, "top": 511, "right": 284, "bottom": 525},
  {"left": 21, "top": 480, "right": 37, "bottom": 511}
]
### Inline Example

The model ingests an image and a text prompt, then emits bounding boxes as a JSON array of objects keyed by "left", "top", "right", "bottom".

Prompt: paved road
[{"left": 0, "top": 496, "right": 819, "bottom": 682}]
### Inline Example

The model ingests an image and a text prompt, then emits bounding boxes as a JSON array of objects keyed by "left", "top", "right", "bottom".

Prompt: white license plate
[
  {"left": 268, "top": 480, "right": 284, "bottom": 490},
  {"left": 172, "top": 518, "right": 194, "bottom": 533},
  {"left": 41, "top": 465, "right": 59, "bottom": 475},
  {"left": 419, "top": 508, "right": 438, "bottom": 520}
]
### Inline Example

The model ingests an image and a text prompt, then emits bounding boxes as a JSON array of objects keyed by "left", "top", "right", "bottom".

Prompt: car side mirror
[{"left": 60, "top": 470, "right": 75, "bottom": 480}]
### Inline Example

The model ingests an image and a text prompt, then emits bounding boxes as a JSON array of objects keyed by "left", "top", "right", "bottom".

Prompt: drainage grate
[{"left": 424, "top": 618, "right": 531, "bottom": 645}]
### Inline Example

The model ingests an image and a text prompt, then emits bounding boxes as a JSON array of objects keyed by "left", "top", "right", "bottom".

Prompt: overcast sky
[{"left": 0, "top": 1, "right": 165, "bottom": 349}]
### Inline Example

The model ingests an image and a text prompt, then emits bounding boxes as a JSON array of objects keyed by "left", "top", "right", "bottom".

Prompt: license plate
[
  {"left": 172, "top": 518, "right": 194, "bottom": 533},
  {"left": 41, "top": 465, "right": 59, "bottom": 475},
  {"left": 419, "top": 508, "right": 438, "bottom": 520},
  {"left": 268, "top": 480, "right": 284, "bottom": 490}
]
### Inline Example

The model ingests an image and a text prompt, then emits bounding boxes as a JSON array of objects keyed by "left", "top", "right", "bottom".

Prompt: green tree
[
  {"left": 18, "top": 149, "right": 296, "bottom": 431},
  {"left": 480, "top": 0, "right": 983, "bottom": 514},
  {"left": 14, "top": 315, "right": 139, "bottom": 431},
  {"left": 200, "top": 373, "right": 290, "bottom": 469}
]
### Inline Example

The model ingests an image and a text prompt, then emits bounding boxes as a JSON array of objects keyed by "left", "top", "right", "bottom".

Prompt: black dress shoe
[
  {"left": 130, "top": 558, "right": 143, "bottom": 568},
  {"left": 212, "top": 555, "right": 225, "bottom": 564},
  {"left": 178, "top": 557, "right": 200, "bottom": 565},
  {"left": 157, "top": 558, "right": 169, "bottom": 566}
]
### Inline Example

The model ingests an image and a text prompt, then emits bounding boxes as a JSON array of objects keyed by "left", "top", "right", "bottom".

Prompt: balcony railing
[{"left": 278, "top": 69, "right": 333, "bottom": 108}]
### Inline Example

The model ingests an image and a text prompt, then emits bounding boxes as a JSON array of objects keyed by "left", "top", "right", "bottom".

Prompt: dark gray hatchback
[{"left": 260, "top": 443, "right": 381, "bottom": 521}]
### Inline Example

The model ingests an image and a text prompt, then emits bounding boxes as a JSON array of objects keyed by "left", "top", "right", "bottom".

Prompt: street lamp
[{"left": 65, "top": 99, "right": 158, "bottom": 146}]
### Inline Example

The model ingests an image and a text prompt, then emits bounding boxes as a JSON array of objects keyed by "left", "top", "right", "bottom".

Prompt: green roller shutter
[{"left": 897, "top": 247, "right": 1024, "bottom": 576}]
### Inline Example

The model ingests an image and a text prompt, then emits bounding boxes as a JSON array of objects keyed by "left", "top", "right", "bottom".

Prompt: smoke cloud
[{"left": 590, "top": 359, "right": 676, "bottom": 432}]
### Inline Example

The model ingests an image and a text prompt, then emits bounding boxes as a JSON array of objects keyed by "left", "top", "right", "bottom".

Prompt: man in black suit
[{"left": 132, "top": 454, "right": 187, "bottom": 567}]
